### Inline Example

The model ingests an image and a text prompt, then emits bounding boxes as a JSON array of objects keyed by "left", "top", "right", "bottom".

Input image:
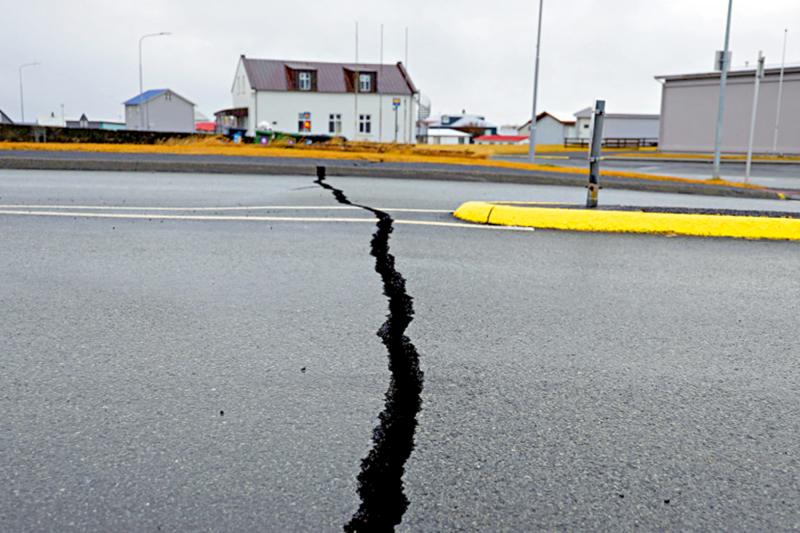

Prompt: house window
[
  {"left": 359, "top": 73, "right": 372, "bottom": 93},
  {"left": 298, "top": 71, "right": 312, "bottom": 91},
  {"left": 329, "top": 113, "right": 342, "bottom": 134},
  {"left": 165, "top": 92, "right": 172, "bottom": 101},
  {"left": 298, "top": 112, "right": 312, "bottom": 133},
  {"left": 359, "top": 114, "right": 371, "bottom": 134}
]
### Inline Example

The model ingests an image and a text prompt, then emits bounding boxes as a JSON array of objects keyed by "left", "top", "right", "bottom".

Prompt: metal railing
[{"left": 564, "top": 137, "right": 658, "bottom": 149}]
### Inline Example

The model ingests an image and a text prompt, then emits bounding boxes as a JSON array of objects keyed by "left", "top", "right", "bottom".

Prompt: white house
[
  {"left": 0, "top": 109, "right": 13, "bottom": 124},
  {"left": 423, "top": 128, "right": 471, "bottom": 145},
  {"left": 573, "top": 107, "right": 660, "bottom": 141},
  {"left": 124, "top": 89, "right": 195, "bottom": 133},
  {"left": 518, "top": 112, "right": 577, "bottom": 145},
  {"left": 220, "top": 55, "right": 418, "bottom": 143}
]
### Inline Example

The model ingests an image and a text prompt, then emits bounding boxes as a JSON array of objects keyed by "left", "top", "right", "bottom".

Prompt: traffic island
[{"left": 453, "top": 201, "right": 800, "bottom": 241}]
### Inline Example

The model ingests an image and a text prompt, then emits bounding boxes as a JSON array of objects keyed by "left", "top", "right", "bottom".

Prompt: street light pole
[
  {"left": 18, "top": 62, "right": 40, "bottom": 123},
  {"left": 527, "top": 0, "right": 544, "bottom": 163},
  {"left": 745, "top": 52, "right": 765, "bottom": 181},
  {"left": 772, "top": 29, "right": 788, "bottom": 154},
  {"left": 138, "top": 32, "right": 171, "bottom": 131},
  {"left": 711, "top": 0, "right": 734, "bottom": 179}
]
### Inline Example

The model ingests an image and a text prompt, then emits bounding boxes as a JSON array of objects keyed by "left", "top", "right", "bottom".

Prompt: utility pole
[
  {"left": 745, "top": 52, "right": 765, "bottom": 181},
  {"left": 18, "top": 62, "right": 40, "bottom": 123},
  {"left": 379, "top": 24, "right": 384, "bottom": 143},
  {"left": 711, "top": 0, "right": 734, "bottom": 179},
  {"left": 527, "top": 0, "right": 544, "bottom": 163},
  {"left": 586, "top": 100, "right": 606, "bottom": 208},
  {"left": 138, "top": 32, "right": 170, "bottom": 131},
  {"left": 772, "top": 29, "right": 788, "bottom": 154},
  {"left": 354, "top": 21, "right": 360, "bottom": 140}
]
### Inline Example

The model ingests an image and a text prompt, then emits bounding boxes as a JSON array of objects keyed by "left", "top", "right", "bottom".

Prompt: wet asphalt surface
[{"left": 1, "top": 170, "right": 799, "bottom": 531}]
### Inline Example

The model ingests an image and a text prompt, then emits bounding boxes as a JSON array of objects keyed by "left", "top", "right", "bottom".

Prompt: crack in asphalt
[{"left": 314, "top": 166, "right": 424, "bottom": 532}]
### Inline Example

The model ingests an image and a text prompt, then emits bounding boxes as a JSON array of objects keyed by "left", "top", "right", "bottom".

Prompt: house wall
[
  {"left": 604, "top": 116, "right": 660, "bottom": 138},
  {"left": 250, "top": 90, "right": 417, "bottom": 142},
  {"left": 426, "top": 135, "right": 468, "bottom": 145},
  {"left": 536, "top": 116, "right": 567, "bottom": 145},
  {"left": 125, "top": 93, "right": 194, "bottom": 133},
  {"left": 659, "top": 71, "right": 800, "bottom": 154}
]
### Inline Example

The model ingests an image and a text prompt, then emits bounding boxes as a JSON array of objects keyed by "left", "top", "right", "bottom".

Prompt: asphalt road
[
  {"left": 2, "top": 169, "right": 799, "bottom": 531},
  {"left": 500, "top": 152, "right": 800, "bottom": 191}
]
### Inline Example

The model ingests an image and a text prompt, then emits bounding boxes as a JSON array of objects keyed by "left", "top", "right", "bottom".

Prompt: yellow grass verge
[
  {"left": 0, "top": 140, "right": 768, "bottom": 192},
  {"left": 453, "top": 201, "right": 800, "bottom": 241}
]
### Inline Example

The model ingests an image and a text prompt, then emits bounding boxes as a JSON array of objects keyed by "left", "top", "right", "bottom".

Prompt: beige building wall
[{"left": 659, "top": 69, "right": 800, "bottom": 154}]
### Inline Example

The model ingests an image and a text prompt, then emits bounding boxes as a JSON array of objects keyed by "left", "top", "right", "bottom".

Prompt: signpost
[{"left": 586, "top": 100, "right": 606, "bottom": 209}]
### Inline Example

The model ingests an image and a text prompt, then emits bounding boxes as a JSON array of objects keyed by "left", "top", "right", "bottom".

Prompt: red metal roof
[
  {"left": 241, "top": 57, "right": 416, "bottom": 95},
  {"left": 195, "top": 121, "right": 216, "bottom": 132}
]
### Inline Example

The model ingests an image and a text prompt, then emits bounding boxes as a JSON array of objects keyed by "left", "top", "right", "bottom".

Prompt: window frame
[
  {"left": 298, "top": 71, "right": 312, "bottom": 91},
  {"left": 358, "top": 73, "right": 372, "bottom": 93},
  {"left": 359, "top": 113, "right": 372, "bottom": 134},
  {"left": 329, "top": 113, "right": 342, "bottom": 134},
  {"left": 298, "top": 112, "right": 312, "bottom": 133}
]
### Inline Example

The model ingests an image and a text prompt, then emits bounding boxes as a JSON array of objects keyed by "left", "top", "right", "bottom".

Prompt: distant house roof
[
  {"left": 0, "top": 109, "right": 13, "bottom": 124},
  {"left": 426, "top": 128, "right": 471, "bottom": 138},
  {"left": 124, "top": 89, "right": 195, "bottom": 106},
  {"left": 241, "top": 56, "right": 417, "bottom": 95},
  {"left": 195, "top": 121, "right": 216, "bottom": 132},
  {"left": 520, "top": 111, "right": 576, "bottom": 128}
]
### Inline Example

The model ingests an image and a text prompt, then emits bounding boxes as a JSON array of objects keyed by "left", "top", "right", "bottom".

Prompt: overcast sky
[{"left": 1, "top": 0, "right": 798, "bottom": 125}]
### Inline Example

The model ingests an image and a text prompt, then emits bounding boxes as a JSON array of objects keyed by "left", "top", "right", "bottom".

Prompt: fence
[{"left": 564, "top": 137, "right": 658, "bottom": 149}]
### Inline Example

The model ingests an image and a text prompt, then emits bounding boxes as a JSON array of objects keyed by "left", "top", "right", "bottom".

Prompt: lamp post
[
  {"left": 711, "top": 0, "right": 734, "bottom": 179},
  {"left": 19, "top": 62, "right": 40, "bottom": 123},
  {"left": 138, "top": 32, "right": 171, "bottom": 130},
  {"left": 527, "top": 0, "right": 544, "bottom": 163},
  {"left": 772, "top": 29, "right": 788, "bottom": 154}
]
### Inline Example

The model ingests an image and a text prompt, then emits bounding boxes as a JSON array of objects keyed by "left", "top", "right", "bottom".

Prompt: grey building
[
  {"left": 573, "top": 107, "right": 660, "bottom": 141},
  {"left": 0, "top": 109, "right": 13, "bottom": 124},
  {"left": 656, "top": 66, "right": 800, "bottom": 154},
  {"left": 124, "top": 89, "right": 195, "bottom": 132},
  {"left": 518, "top": 112, "right": 577, "bottom": 145}
]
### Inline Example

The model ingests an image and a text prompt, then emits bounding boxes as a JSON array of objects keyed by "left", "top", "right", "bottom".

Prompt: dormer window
[
  {"left": 298, "top": 71, "right": 312, "bottom": 91},
  {"left": 359, "top": 73, "right": 372, "bottom": 93}
]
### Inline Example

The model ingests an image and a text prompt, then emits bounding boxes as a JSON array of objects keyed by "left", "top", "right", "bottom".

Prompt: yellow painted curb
[{"left": 453, "top": 201, "right": 800, "bottom": 241}]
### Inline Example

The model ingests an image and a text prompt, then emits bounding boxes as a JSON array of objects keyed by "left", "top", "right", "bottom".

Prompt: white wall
[
  {"left": 250, "top": 91, "right": 417, "bottom": 143},
  {"left": 125, "top": 92, "right": 194, "bottom": 132}
]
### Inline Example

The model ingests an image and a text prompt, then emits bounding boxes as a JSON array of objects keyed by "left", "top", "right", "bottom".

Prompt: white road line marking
[
  {"left": 0, "top": 209, "right": 534, "bottom": 232},
  {"left": 0, "top": 204, "right": 453, "bottom": 214}
]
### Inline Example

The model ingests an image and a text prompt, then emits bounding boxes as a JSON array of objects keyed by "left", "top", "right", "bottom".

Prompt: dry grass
[{"left": 0, "top": 139, "right": 768, "bottom": 191}]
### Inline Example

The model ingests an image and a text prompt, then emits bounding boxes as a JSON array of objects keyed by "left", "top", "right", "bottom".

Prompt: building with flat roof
[{"left": 656, "top": 65, "right": 800, "bottom": 154}]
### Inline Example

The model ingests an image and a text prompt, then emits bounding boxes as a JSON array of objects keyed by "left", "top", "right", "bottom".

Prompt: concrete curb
[
  {"left": 0, "top": 152, "right": 788, "bottom": 201},
  {"left": 453, "top": 201, "right": 800, "bottom": 241}
]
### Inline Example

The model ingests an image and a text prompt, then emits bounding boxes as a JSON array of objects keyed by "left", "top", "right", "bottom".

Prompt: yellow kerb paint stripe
[{"left": 453, "top": 201, "right": 800, "bottom": 241}]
